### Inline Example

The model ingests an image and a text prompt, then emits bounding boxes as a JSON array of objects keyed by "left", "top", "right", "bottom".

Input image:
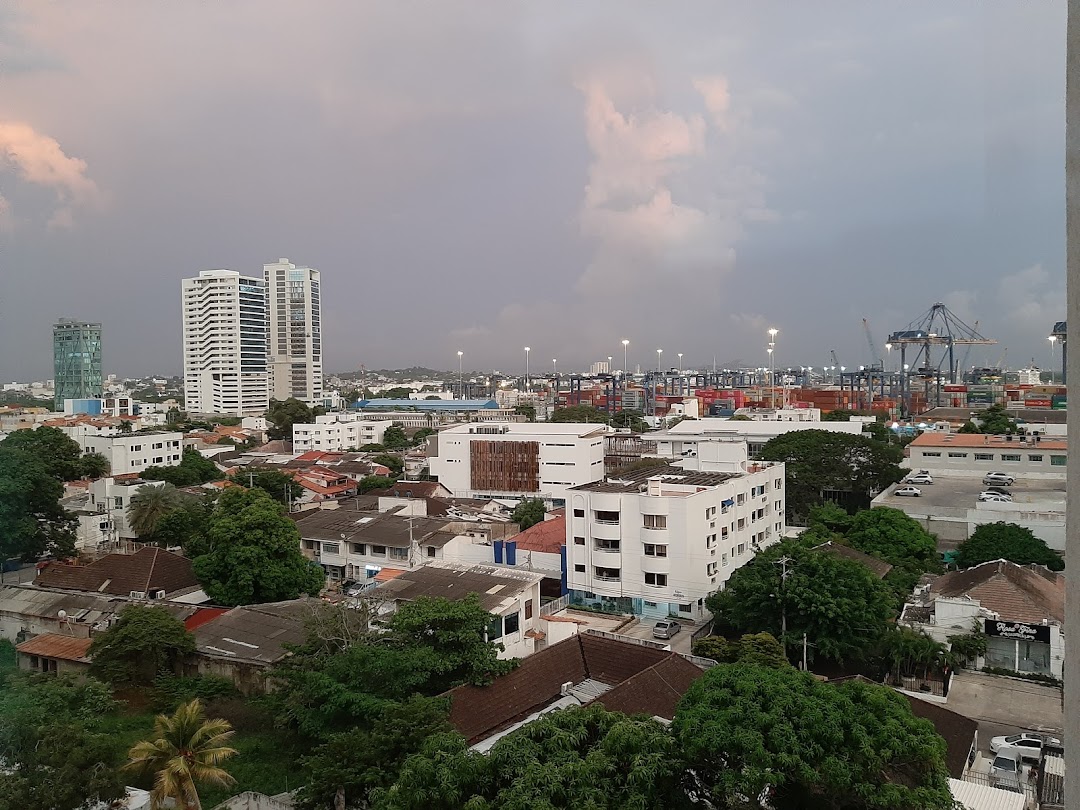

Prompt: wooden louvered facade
[{"left": 470, "top": 440, "right": 540, "bottom": 493}]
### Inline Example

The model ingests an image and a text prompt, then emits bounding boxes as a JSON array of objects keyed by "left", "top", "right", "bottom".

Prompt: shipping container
[
  {"left": 1053, "top": 398, "right": 1067, "bottom": 410},
  {"left": 943, "top": 385, "right": 967, "bottom": 392},
  {"left": 1023, "top": 398, "right": 1053, "bottom": 408}
]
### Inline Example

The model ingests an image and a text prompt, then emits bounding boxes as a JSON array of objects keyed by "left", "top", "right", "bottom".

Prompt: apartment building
[
  {"left": 652, "top": 413, "right": 863, "bottom": 459},
  {"left": 292, "top": 413, "right": 389, "bottom": 452},
  {"left": 565, "top": 463, "right": 786, "bottom": 621},
  {"left": 904, "top": 432, "right": 1067, "bottom": 479},
  {"left": 428, "top": 422, "right": 609, "bottom": 505},
  {"left": 79, "top": 431, "right": 184, "bottom": 474},
  {"left": 264, "top": 258, "right": 323, "bottom": 403},
  {"left": 72, "top": 477, "right": 168, "bottom": 550},
  {"left": 182, "top": 269, "right": 269, "bottom": 416},
  {"left": 53, "top": 319, "right": 103, "bottom": 411}
]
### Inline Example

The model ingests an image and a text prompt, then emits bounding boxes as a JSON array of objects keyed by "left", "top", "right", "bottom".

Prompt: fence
[
  {"left": 540, "top": 594, "right": 570, "bottom": 616},
  {"left": 960, "top": 768, "right": 1035, "bottom": 803}
]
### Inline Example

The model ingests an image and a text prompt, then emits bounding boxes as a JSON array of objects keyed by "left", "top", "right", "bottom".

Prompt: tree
[
  {"left": 371, "top": 453, "right": 404, "bottom": 477},
  {"left": 510, "top": 498, "right": 546, "bottom": 531},
  {"left": 955, "top": 522, "right": 1064, "bottom": 571},
  {"left": 610, "top": 408, "right": 649, "bottom": 432},
  {"left": 877, "top": 626, "right": 952, "bottom": 685},
  {"left": 267, "top": 397, "right": 318, "bottom": 441},
  {"left": 707, "top": 541, "right": 893, "bottom": 664},
  {"left": 383, "top": 425, "right": 409, "bottom": 450},
  {"left": 691, "top": 632, "right": 790, "bottom": 668},
  {"left": 513, "top": 404, "right": 536, "bottom": 422},
  {"left": 821, "top": 409, "right": 859, "bottom": 422},
  {"left": 970, "top": 404, "right": 1017, "bottom": 435},
  {"left": 125, "top": 698, "right": 238, "bottom": 810},
  {"left": 358, "top": 475, "right": 395, "bottom": 494},
  {"left": 153, "top": 493, "right": 216, "bottom": 555},
  {"left": 142, "top": 447, "right": 223, "bottom": 486},
  {"left": 127, "top": 482, "right": 183, "bottom": 538},
  {"left": 0, "top": 674, "right": 126, "bottom": 810},
  {"left": 78, "top": 451, "right": 111, "bottom": 479},
  {"left": 192, "top": 487, "right": 325, "bottom": 605},
  {"left": 411, "top": 427, "right": 436, "bottom": 446},
  {"left": 0, "top": 426, "right": 84, "bottom": 480},
  {"left": 862, "top": 421, "right": 892, "bottom": 444},
  {"left": 88, "top": 604, "right": 196, "bottom": 685},
  {"left": 377, "top": 705, "right": 682, "bottom": 810},
  {"left": 844, "top": 507, "right": 942, "bottom": 588},
  {"left": 0, "top": 447, "right": 77, "bottom": 562},
  {"left": 673, "top": 664, "right": 954, "bottom": 809},
  {"left": 227, "top": 468, "right": 297, "bottom": 506},
  {"left": 295, "top": 696, "right": 452, "bottom": 810},
  {"left": 358, "top": 443, "right": 386, "bottom": 452},
  {"left": 759, "top": 430, "right": 905, "bottom": 523},
  {"left": 550, "top": 405, "right": 610, "bottom": 423}
]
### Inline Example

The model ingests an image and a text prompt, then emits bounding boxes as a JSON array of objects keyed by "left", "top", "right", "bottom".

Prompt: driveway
[
  {"left": 947, "top": 670, "right": 1064, "bottom": 739},
  {"left": 617, "top": 617, "right": 698, "bottom": 655}
]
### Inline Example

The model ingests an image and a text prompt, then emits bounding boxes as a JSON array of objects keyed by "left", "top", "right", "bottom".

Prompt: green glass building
[{"left": 53, "top": 319, "right": 103, "bottom": 410}]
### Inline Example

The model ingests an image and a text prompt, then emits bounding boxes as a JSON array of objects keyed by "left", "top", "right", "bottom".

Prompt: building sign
[{"left": 984, "top": 619, "right": 1051, "bottom": 644}]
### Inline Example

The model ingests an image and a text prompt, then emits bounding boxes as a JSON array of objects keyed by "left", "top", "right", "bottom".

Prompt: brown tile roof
[
  {"left": 592, "top": 654, "right": 704, "bottom": 720},
  {"left": 811, "top": 542, "right": 894, "bottom": 579},
  {"left": 16, "top": 633, "right": 93, "bottom": 662},
  {"left": 513, "top": 515, "right": 565, "bottom": 554},
  {"left": 379, "top": 481, "right": 452, "bottom": 500},
  {"left": 34, "top": 547, "right": 198, "bottom": 598},
  {"left": 376, "top": 562, "right": 542, "bottom": 612},
  {"left": 932, "top": 560, "right": 1064, "bottom": 624}
]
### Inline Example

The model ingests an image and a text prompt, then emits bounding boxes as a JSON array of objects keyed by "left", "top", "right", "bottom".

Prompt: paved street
[
  {"left": 616, "top": 616, "right": 697, "bottom": 654},
  {"left": 947, "top": 670, "right": 1064, "bottom": 751}
]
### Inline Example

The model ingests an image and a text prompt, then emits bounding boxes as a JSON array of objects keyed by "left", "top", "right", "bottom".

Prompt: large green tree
[
  {"left": 550, "top": 405, "right": 610, "bottom": 423},
  {"left": 267, "top": 398, "right": 319, "bottom": 440},
  {"left": 78, "top": 451, "right": 111, "bottom": 479},
  {"left": 955, "top": 522, "right": 1064, "bottom": 571},
  {"left": 142, "top": 447, "right": 224, "bottom": 487},
  {"left": 370, "top": 453, "right": 404, "bottom": 477},
  {"left": 510, "top": 498, "right": 546, "bottom": 531},
  {"left": 759, "top": 430, "right": 905, "bottom": 522},
  {"left": 0, "top": 446, "right": 77, "bottom": 562},
  {"left": 358, "top": 475, "right": 396, "bottom": 494},
  {"left": 611, "top": 408, "right": 650, "bottom": 432},
  {"left": 192, "top": 487, "right": 324, "bottom": 605},
  {"left": 127, "top": 482, "right": 183, "bottom": 538},
  {"left": 843, "top": 507, "right": 942, "bottom": 591},
  {"left": 377, "top": 705, "right": 682, "bottom": 810},
  {"left": 89, "top": 604, "right": 196, "bottom": 685},
  {"left": 152, "top": 492, "right": 216, "bottom": 555},
  {"left": 673, "top": 664, "right": 954, "bottom": 810},
  {"left": 382, "top": 425, "right": 409, "bottom": 450},
  {"left": 0, "top": 426, "right": 84, "bottom": 480},
  {"left": 707, "top": 541, "right": 893, "bottom": 664},
  {"left": 227, "top": 467, "right": 298, "bottom": 506},
  {"left": 691, "top": 632, "right": 790, "bottom": 668}
]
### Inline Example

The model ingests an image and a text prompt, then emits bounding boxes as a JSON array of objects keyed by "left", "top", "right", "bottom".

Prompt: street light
[
  {"left": 524, "top": 346, "right": 531, "bottom": 390},
  {"left": 457, "top": 351, "right": 463, "bottom": 399},
  {"left": 622, "top": 339, "right": 630, "bottom": 374},
  {"left": 767, "top": 328, "right": 778, "bottom": 407},
  {"left": 678, "top": 352, "right": 683, "bottom": 374},
  {"left": 885, "top": 342, "right": 893, "bottom": 371},
  {"left": 657, "top": 348, "right": 663, "bottom": 372},
  {"left": 553, "top": 358, "right": 557, "bottom": 378}
]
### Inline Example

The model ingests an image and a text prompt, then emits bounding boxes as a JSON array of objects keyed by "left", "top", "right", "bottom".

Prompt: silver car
[
  {"left": 989, "top": 751, "right": 1022, "bottom": 792},
  {"left": 652, "top": 620, "right": 682, "bottom": 639}
]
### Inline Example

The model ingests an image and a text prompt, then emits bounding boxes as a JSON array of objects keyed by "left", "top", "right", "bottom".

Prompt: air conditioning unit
[
  {"left": 129, "top": 591, "right": 146, "bottom": 599},
  {"left": 152, "top": 589, "right": 166, "bottom": 599}
]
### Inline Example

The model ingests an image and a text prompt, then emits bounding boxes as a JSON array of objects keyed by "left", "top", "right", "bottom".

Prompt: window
[
  {"left": 736, "top": 494, "right": 745, "bottom": 505},
  {"left": 1028, "top": 455, "right": 1044, "bottom": 462},
  {"left": 503, "top": 611, "right": 520, "bottom": 636},
  {"left": 644, "top": 572, "right": 667, "bottom": 587},
  {"left": 975, "top": 453, "right": 994, "bottom": 461},
  {"left": 573, "top": 536, "right": 585, "bottom": 546},
  {"left": 644, "top": 600, "right": 658, "bottom": 608},
  {"left": 738, "top": 518, "right": 746, "bottom": 530},
  {"left": 371, "top": 545, "right": 386, "bottom": 556},
  {"left": 679, "top": 603, "right": 692, "bottom": 613},
  {"left": 427, "top": 546, "right": 436, "bottom": 558},
  {"left": 574, "top": 564, "right": 586, "bottom": 573},
  {"left": 594, "top": 567, "right": 620, "bottom": 581},
  {"left": 573, "top": 508, "right": 585, "bottom": 518},
  {"left": 722, "top": 552, "right": 729, "bottom": 566},
  {"left": 390, "top": 548, "right": 408, "bottom": 560},
  {"left": 643, "top": 543, "right": 667, "bottom": 557},
  {"left": 113, "top": 497, "right": 123, "bottom": 509},
  {"left": 707, "top": 562, "right": 718, "bottom": 576},
  {"left": 643, "top": 514, "right": 667, "bottom": 530},
  {"left": 303, "top": 539, "right": 314, "bottom": 550},
  {"left": 351, "top": 543, "right": 366, "bottom": 554},
  {"left": 706, "top": 534, "right": 716, "bottom": 549},
  {"left": 525, "top": 599, "right": 533, "bottom": 620},
  {"left": 594, "top": 510, "right": 620, "bottom": 524},
  {"left": 948, "top": 452, "right": 968, "bottom": 458},
  {"left": 1051, "top": 455, "right": 1067, "bottom": 466},
  {"left": 737, "top": 543, "right": 746, "bottom": 555},
  {"left": 595, "top": 539, "right": 620, "bottom": 551},
  {"left": 323, "top": 543, "right": 339, "bottom": 555},
  {"left": 1001, "top": 454, "right": 1021, "bottom": 462},
  {"left": 922, "top": 451, "right": 941, "bottom": 457},
  {"left": 774, "top": 478, "right": 782, "bottom": 489}
]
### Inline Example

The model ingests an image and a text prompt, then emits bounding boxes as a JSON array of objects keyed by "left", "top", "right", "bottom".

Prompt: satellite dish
[{"left": 57, "top": 610, "right": 67, "bottom": 620}]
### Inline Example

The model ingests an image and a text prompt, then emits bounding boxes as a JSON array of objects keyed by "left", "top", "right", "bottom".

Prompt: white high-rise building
[
  {"left": 264, "top": 258, "right": 323, "bottom": 403},
  {"left": 182, "top": 269, "right": 269, "bottom": 416}
]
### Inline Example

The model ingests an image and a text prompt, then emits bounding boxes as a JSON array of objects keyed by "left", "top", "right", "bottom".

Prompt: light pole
[
  {"left": 1050, "top": 335, "right": 1058, "bottom": 380},
  {"left": 678, "top": 353, "right": 683, "bottom": 374},
  {"left": 657, "top": 348, "right": 663, "bottom": 372},
  {"left": 768, "top": 328, "right": 778, "bottom": 408},
  {"left": 524, "top": 346, "right": 531, "bottom": 391},
  {"left": 885, "top": 342, "right": 893, "bottom": 371},
  {"left": 607, "top": 356, "right": 613, "bottom": 374},
  {"left": 457, "top": 351, "right": 463, "bottom": 399},
  {"left": 552, "top": 358, "right": 557, "bottom": 380},
  {"left": 622, "top": 339, "right": 630, "bottom": 375}
]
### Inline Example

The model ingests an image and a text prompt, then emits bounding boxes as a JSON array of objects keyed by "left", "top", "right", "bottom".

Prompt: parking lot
[{"left": 878, "top": 475, "right": 1065, "bottom": 511}]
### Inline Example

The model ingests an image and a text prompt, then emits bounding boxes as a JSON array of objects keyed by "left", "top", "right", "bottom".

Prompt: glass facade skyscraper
[{"left": 53, "top": 319, "right": 103, "bottom": 411}]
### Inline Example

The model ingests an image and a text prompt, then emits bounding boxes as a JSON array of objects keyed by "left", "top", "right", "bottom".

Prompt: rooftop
[
  {"left": 35, "top": 547, "right": 199, "bottom": 598},
  {"left": 513, "top": 515, "right": 565, "bottom": 554},
  {"left": 16, "top": 633, "right": 93, "bottom": 662},
  {"left": 909, "top": 432, "right": 1066, "bottom": 451},
  {"left": 293, "top": 509, "right": 456, "bottom": 549},
  {"left": 375, "top": 560, "right": 544, "bottom": 613},
  {"left": 191, "top": 600, "right": 313, "bottom": 664},
  {"left": 929, "top": 560, "right": 1064, "bottom": 625},
  {"left": 573, "top": 464, "right": 739, "bottom": 493}
]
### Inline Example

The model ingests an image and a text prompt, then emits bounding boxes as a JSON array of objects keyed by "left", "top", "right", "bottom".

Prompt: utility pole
[
  {"left": 803, "top": 633, "right": 808, "bottom": 671},
  {"left": 775, "top": 555, "right": 794, "bottom": 653}
]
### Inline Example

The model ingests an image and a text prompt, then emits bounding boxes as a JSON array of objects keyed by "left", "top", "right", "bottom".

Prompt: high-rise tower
[
  {"left": 181, "top": 270, "right": 268, "bottom": 416},
  {"left": 264, "top": 258, "right": 322, "bottom": 403},
  {"left": 53, "top": 319, "right": 103, "bottom": 410}
]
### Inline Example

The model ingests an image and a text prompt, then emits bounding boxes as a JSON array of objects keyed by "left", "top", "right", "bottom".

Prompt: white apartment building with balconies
[
  {"left": 565, "top": 463, "right": 785, "bottom": 621},
  {"left": 292, "top": 413, "right": 390, "bottom": 453},
  {"left": 264, "top": 259, "right": 323, "bottom": 404},
  {"left": 182, "top": 269, "right": 269, "bottom": 416},
  {"left": 79, "top": 431, "right": 184, "bottom": 474}
]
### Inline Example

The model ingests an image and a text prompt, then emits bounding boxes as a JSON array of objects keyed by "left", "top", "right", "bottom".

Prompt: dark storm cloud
[{"left": 0, "top": 2, "right": 1065, "bottom": 381}]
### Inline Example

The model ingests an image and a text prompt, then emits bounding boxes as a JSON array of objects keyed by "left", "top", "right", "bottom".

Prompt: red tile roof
[
  {"left": 16, "top": 634, "right": 93, "bottom": 662},
  {"left": 374, "top": 568, "right": 406, "bottom": 583},
  {"left": 184, "top": 607, "right": 230, "bottom": 631},
  {"left": 593, "top": 654, "right": 704, "bottom": 719},
  {"left": 932, "top": 560, "right": 1064, "bottom": 624},
  {"left": 513, "top": 515, "right": 565, "bottom": 554}
]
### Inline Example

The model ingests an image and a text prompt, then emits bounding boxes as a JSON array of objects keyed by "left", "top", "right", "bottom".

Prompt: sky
[{"left": 0, "top": 2, "right": 1066, "bottom": 380}]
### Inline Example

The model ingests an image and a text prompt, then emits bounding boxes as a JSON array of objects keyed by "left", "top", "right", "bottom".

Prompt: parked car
[
  {"left": 905, "top": 474, "right": 934, "bottom": 484},
  {"left": 652, "top": 620, "right": 682, "bottom": 639},
  {"left": 985, "top": 486, "right": 1012, "bottom": 497},
  {"left": 983, "top": 472, "right": 1015, "bottom": 486},
  {"left": 989, "top": 751, "right": 1022, "bottom": 791},
  {"left": 991, "top": 732, "right": 1061, "bottom": 762},
  {"left": 978, "top": 492, "right": 1013, "bottom": 502},
  {"left": 894, "top": 486, "right": 922, "bottom": 497}
]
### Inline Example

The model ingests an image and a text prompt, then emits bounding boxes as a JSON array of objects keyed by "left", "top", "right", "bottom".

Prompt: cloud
[
  {"left": 0, "top": 121, "right": 103, "bottom": 227},
  {"left": 995, "top": 263, "right": 1064, "bottom": 341},
  {"left": 694, "top": 76, "right": 732, "bottom": 130}
]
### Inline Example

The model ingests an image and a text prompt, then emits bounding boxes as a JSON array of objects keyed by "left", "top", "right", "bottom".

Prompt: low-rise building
[
  {"left": 904, "top": 432, "right": 1066, "bottom": 480},
  {"left": 79, "top": 431, "right": 185, "bottom": 474},
  {"left": 292, "top": 413, "right": 390, "bottom": 453},
  {"left": 15, "top": 633, "right": 93, "bottom": 678},
  {"left": 900, "top": 560, "right": 1064, "bottom": 679},
  {"left": 428, "top": 422, "right": 609, "bottom": 505},
  {"left": 651, "top": 414, "right": 864, "bottom": 459},
  {"left": 35, "top": 547, "right": 202, "bottom": 601},
  {"left": 565, "top": 462, "right": 785, "bottom": 621}
]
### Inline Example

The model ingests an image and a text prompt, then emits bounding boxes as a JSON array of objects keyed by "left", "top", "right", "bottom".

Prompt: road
[
  {"left": 0, "top": 564, "right": 37, "bottom": 585},
  {"left": 946, "top": 670, "right": 1065, "bottom": 753}
]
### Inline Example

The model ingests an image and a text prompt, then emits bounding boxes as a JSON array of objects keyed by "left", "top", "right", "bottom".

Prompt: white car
[
  {"left": 905, "top": 474, "right": 934, "bottom": 485},
  {"left": 991, "top": 732, "right": 1061, "bottom": 761},
  {"left": 978, "top": 492, "right": 1012, "bottom": 503},
  {"left": 989, "top": 752, "right": 1022, "bottom": 791},
  {"left": 894, "top": 486, "right": 922, "bottom": 497},
  {"left": 983, "top": 472, "right": 1015, "bottom": 486}
]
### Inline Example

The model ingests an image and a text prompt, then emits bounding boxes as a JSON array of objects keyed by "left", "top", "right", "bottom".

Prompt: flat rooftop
[
  {"left": 876, "top": 475, "right": 1064, "bottom": 511},
  {"left": 909, "top": 432, "right": 1066, "bottom": 451},
  {"left": 573, "top": 464, "right": 739, "bottom": 493}
]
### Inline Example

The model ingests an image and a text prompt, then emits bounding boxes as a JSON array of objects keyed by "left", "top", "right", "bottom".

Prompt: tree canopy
[
  {"left": 142, "top": 447, "right": 223, "bottom": 486},
  {"left": 0, "top": 446, "right": 76, "bottom": 562},
  {"left": 510, "top": 498, "right": 546, "bottom": 531},
  {"left": 89, "top": 604, "right": 196, "bottom": 685},
  {"left": 192, "top": 487, "right": 325, "bottom": 605},
  {"left": 370, "top": 453, "right": 404, "bottom": 477},
  {"left": 691, "top": 632, "right": 790, "bottom": 668},
  {"left": 759, "top": 430, "right": 905, "bottom": 523},
  {"left": 227, "top": 467, "right": 298, "bottom": 506},
  {"left": 673, "top": 664, "right": 954, "bottom": 810},
  {"left": 0, "top": 426, "right": 84, "bottom": 481},
  {"left": 707, "top": 540, "right": 894, "bottom": 664},
  {"left": 267, "top": 397, "right": 320, "bottom": 440},
  {"left": 382, "top": 425, "right": 409, "bottom": 450},
  {"left": 358, "top": 474, "right": 396, "bottom": 494},
  {"left": 611, "top": 408, "right": 650, "bottom": 432},
  {"left": 550, "top": 405, "right": 610, "bottom": 423},
  {"left": 126, "top": 482, "right": 183, "bottom": 538},
  {"left": 843, "top": 507, "right": 942, "bottom": 590},
  {"left": 960, "top": 404, "right": 1017, "bottom": 435},
  {"left": 955, "top": 522, "right": 1064, "bottom": 571},
  {"left": 513, "top": 404, "right": 536, "bottom": 422}
]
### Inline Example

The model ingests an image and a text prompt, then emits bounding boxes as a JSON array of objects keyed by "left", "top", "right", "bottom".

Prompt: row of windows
[{"left": 921, "top": 451, "right": 1065, "bottom": 464}]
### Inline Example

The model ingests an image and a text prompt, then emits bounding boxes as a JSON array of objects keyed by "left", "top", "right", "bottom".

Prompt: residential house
[
  {"left": 15, "top": 634, "right": 93, "bottom": 678},
  {"left": 35, "top": 546, "right": 203, "bottom": 601},
  {"left": 900, "top": 560, "right": 1065, "bottom": 679},
  {"left": 439, "top": 513, "right": 565, "bottom": 597}
]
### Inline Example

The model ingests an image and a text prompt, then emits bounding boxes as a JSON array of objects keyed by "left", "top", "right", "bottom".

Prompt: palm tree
[
  {"left": 127, "top": 483, "right": 182, "bottom": 538},
  {"left": 125, "top": 699, "right": 237, "bottom": 810},
  {"left": 79, "top": 451, "right": 110, "bottom": 479}
]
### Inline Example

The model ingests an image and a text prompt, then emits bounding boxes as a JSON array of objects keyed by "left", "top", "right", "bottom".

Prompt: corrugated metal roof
[
  {"left": 16, "top": 633, "right": 93, "bottom": 661},
  {"left": 948, "top": 778, "right": 1025, "bottom": 810}
]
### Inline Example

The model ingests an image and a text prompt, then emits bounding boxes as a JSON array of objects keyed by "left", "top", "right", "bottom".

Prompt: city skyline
[{"left": 0, "top": 3, "right": 1066, "bottom": 381}]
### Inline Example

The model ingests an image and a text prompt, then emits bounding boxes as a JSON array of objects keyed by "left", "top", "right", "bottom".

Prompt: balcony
[
  {"left": 593, "top": 573, "right": 622, "bottom": 583},
  {"left": 593, "top": 540, "right": 621, "bottom": 553}
]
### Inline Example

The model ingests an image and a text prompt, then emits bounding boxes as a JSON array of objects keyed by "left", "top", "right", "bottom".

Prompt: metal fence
[{"left": 960, "top": 767, "right": 1036, "bottom": 803}]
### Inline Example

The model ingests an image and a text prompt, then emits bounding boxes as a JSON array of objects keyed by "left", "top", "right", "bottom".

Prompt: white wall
[
  {"left": 293, "top": 416, "right": 388, "bottom": 452},
  {"left": 80, "top": 432, "right": 184, "bottom": 474},
  {"left": 905, "top": 440, "right": 1067, "bottom": 480}
]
